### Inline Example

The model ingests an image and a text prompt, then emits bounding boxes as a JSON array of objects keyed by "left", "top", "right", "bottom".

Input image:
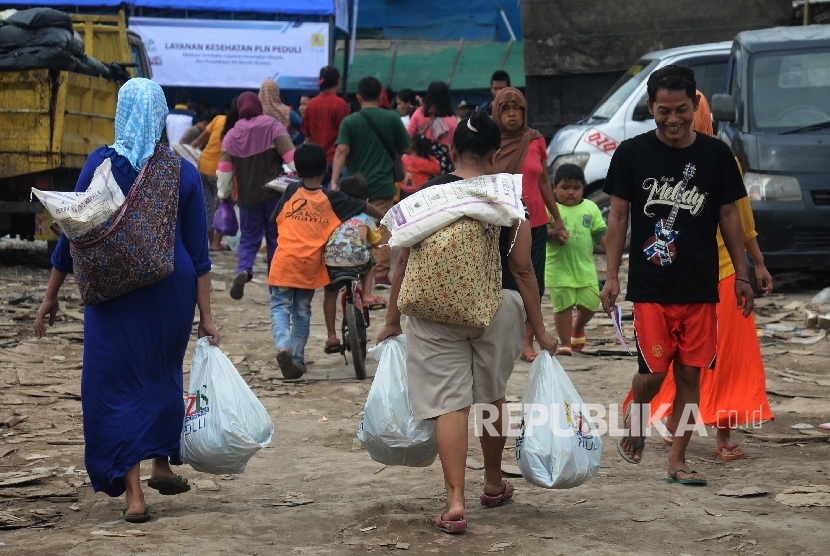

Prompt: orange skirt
[{"left": 622, "top": 274, "right": 774, "bottom": 428}]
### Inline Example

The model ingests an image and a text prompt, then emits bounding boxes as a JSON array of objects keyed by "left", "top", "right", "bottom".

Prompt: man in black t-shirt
[{"left": 600, "top": 65, "right": 754, "bottom": 485}]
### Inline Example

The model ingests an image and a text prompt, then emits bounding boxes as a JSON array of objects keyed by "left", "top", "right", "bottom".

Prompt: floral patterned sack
[
  {"left": 69, "top": 144, "right": 180, "bottom": 305},
  {"left": 398, "top": 217, "right": 502, "bottom": 328}
]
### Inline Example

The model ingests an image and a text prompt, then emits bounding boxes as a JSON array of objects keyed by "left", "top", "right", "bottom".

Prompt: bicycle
[{"left": 327, "top": 268, "right": 385, "bottom": 379}]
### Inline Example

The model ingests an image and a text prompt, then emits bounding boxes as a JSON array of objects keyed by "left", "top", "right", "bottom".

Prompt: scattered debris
[
  {"left": 716, "top": 487, "right": 768, "bottom": 498},
  {"left": 264, "top": 498, "right": 314, "bottom": 508},
  {"left": 704, "top": 509, "right": 723, "bottom": 517},
  {"left": 774, "top": 485, "right": 830, "bottom": 507},
  {"left": 0, "top": 470, "right": 54, "bottom": 487},
  {"left": 3, "top": 415, "right": 27, "bottom": 428},
  {"left": 694, "top": 532, "right": 744, "bottom": 542},
  {"left": 395, "top": 542, "right": 410, "bottom": 550},
  {"left": 810, "top": 286, "right": 830, "bottom": 305},
  {"left": 91, "top": 529, "right": 146, "bottom": 537},
  {"left": 488, "top": 541, "right": 514, "bottom": 552},
  {"left": 360, "top": 525, "right": 377, "bottom": 533},
  {"left": 0, "top": 510, "right": 31, "bottom": 530},
  {"left": 501, "top": 464, "right": 522, "bottom": 477},
  {"left": 791, "top": 423, "right": 814, "bottom": 429},
  {"left": 729, "top": 539, "right": 758, "bottom": 551},
  {"left": 465, "top": 458, "right": 484, "bottom": 470},
  {"left": 632, "top": 516, "right": 658, "bottom": 522},
  {"left": 194, "top": 479, "right": 219, "bottom": 491}
]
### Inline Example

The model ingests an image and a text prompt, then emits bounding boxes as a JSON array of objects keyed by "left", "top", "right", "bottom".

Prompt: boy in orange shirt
[{"left": 269, "top": 144, "right": 383, "bottom": 379}]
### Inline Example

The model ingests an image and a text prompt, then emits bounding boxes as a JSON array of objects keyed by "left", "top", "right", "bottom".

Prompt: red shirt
[
  {"left": 301, "top": 92, "right": 349, "bottom": 162},
  {"left": 521, "top": 137, "right": 549, "bottom": 228},
  {"left": 400, "top": 154, "right": 440, "bottom": 193}
]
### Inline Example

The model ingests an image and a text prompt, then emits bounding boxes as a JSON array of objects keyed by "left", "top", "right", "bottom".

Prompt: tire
[
  {"left": 346, "top": 304, "right": 367, "bottom": 380},
  {"left": 587, "top": 189, "right": 631, "bottom": 253}
]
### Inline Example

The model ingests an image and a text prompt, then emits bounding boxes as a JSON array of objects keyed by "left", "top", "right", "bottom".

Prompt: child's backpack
[{"left": 324, "top": 217, "right": 372, "bottom": 267}]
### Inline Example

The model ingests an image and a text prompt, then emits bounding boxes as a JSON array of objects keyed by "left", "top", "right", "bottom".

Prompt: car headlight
[
  {"left": 743, "top": 172, "right": 802, "bottom": 201},
  {"left": 550, "top": 153, "right": 590, "bottom": 177}
]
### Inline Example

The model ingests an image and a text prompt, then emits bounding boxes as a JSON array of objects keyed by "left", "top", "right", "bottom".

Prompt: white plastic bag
[
  {"left": 31, "top": 159, "right": 125, "bottom": 240},
  {"left": 515, "top": 351, "right": 602, "bottom": 489},
  {"left": 381, "top": 173, "right": 525, "bottom": 248},
  {"left": 181, "top": 337, "right": 273, "bottom": 474},
  {"left": 357, "top": 336, "right": 437, "bottom": 466},
  {"left": 171, "top": 143, "right": 201, "bottom": 167}
]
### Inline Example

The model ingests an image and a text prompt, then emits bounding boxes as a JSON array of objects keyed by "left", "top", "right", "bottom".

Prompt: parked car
[
  {"left": 712, "top": 25, "right": 830, "bottom": 277},
  {"left": 546, "top": 41, "right": 732, "bottom": 235}
]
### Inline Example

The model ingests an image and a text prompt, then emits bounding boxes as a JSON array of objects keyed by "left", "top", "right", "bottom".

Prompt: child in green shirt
[{"left": 545, "top": 164, "right": 607, "bottom": 355}]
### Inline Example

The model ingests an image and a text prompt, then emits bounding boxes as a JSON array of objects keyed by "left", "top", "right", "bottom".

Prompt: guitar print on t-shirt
[{"left": 641, "top": 163, "right": 700, "bottom": 266}]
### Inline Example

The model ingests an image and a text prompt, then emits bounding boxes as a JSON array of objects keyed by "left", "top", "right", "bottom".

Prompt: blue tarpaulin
[{"left": 0, "top": 0, "right": 335, "bottom": 15}]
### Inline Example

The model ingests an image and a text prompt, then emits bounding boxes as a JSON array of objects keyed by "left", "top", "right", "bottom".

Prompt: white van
[{"left": 546, "top": 42, "right": 731, "bottom": 215}]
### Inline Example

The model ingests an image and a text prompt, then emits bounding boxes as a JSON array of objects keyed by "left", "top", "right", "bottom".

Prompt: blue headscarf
[{"left": 109, "top": 78, "right": 168, "bottom": 171}]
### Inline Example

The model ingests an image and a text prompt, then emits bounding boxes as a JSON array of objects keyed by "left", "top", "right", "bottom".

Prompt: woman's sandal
[
  {"left": 121, "top": 505, "right": 152, "bottom": 523},
  {"left": 480, "top": 480, "right": 514, "bottom": 507},
  {"left": 431, "top": 513, "right": 467, "bottom": 534},
  {"left": 147, "top": 474, "right": 190, "bottom": 495}
]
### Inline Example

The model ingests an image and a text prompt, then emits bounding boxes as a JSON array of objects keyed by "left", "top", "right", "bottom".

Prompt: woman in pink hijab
[
  {"left": 218, "top": 92, "right": 295, "bottom": 301},
  {"left": 259, "top": 79, "right": 292, "bottom": 129}
]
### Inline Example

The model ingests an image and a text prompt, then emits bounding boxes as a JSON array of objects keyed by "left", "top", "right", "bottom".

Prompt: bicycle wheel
[{"left": 346, "top": 303, "right": 367, "bottom": 380}]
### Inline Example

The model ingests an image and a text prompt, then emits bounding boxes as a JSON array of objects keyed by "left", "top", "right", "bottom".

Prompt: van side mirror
[
  {"left": 632, "top": 95, "right": 652, "bottom": 121},
  {"left": 711, "top": 94, "right": 736, "bottom": 123}
]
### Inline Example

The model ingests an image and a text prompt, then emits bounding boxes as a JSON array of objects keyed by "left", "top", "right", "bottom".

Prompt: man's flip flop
[
  {"left": 431, "top": 514, "right": 467, "bottom": 534},
  {"left": 555, "top": 347, "right": 573, "bottom": 356},
  {"left": 665, "top": 469, "right": 707, "bottom": 485},
  {"left": 716, "top": 445, "right": 745, "bottom": 461},
  {"left": 121, "top": 505, "right": 152, "bottom": 523},
  {"left": 617, "top": 404, "right": 645, "bottom": 464},
  {"left": 480, "top": 480, "right": 514, "bottom": 507},
  {"left": 147, "top": 474, "right": 191, "bottom": 495},
  {"left": 520, "top": 352, "right": 537, "bottom": 362}
]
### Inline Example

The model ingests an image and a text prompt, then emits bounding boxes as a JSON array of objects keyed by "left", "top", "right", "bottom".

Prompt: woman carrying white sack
[{"left": 377, "top": 110, "right": 559, "bottom": 535}]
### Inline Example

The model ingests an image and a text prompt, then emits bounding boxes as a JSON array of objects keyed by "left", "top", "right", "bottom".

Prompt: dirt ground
[{"left": 1, "top": 247, "right": 829, "bottom": 555}]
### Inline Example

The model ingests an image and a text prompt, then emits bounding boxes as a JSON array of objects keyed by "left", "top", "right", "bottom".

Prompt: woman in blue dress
[{"left": 34, "top": 79, "right": 219, "bottom": 523}]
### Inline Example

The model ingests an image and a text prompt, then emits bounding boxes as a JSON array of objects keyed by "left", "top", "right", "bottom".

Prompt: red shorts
[{"left": 633, "top": 303, "right": 717, "bottom": 373}]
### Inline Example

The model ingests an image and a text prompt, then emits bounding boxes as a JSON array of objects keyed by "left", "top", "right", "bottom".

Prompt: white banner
[{"left": 129, "top": 17, "right": 329, "bottom": 89}]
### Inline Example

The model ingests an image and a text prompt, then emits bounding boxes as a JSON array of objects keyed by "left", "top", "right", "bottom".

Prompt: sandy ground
[{"left": 1, "top": 249, "right": 829, "bottom": 555}]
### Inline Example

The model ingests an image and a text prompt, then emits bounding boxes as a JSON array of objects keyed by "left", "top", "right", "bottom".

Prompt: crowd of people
[{"left": 31, "top": 64, "right": 773, "bottom": 531}]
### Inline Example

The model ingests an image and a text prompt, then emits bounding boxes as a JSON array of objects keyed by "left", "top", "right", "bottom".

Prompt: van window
[
  {"left": 590, "top": 59, "right": 659, "bottom": 120},
  {"left": 750, "top": 48, "right": 830, "bottom": 130},
  {"left": 685, "top": 61, "right": 728, "bottom": 102},
  {"left": 131, "top": 44, "right": 146, "bottom": 78}
]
